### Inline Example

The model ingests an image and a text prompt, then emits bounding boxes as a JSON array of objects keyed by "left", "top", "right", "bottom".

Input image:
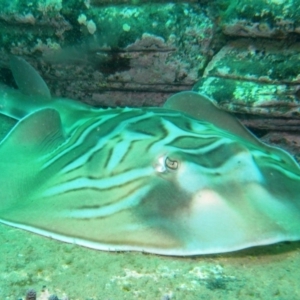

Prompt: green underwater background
[{"left": 0, "top": 0, "right": 300, "bottom": 299}]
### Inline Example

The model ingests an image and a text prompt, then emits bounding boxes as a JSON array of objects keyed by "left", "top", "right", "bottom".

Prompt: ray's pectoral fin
[
  {"left": 0, "top": 56, "right": 53, "bottom": 121},
  {"left": 164, "top": 91, "right": 261, "bottom": 145},
  {"left": 4, "top": 56, "right": 94, "bottom": 129},
  {"left": 10, "top": 56, "right": 51, "bottom": 99},
  {"left": 0, "top": 109, "right": 65, "bottom": 210},
  {"left": 0, "top": 108, "right": 65, "bottom": 155},
  {"left": 164, "top": 91, "right": 300, "bottom": 170}
]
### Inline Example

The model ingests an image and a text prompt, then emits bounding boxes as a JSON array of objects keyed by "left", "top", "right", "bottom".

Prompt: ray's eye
[{"left": 165, "top": 157, "right": 179, "bottom": 170}]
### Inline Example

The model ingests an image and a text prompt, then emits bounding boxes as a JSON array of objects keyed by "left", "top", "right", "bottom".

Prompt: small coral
[
  {"left": 86, "top": 20, "right": 97, "bottom": 34},
  {"left": 25, "top": 289, "right": 37, "bottom": 300}
]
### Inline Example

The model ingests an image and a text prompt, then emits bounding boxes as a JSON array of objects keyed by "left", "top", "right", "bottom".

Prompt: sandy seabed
[{"left": 0, "top": 223, "right": 300, "bottom": 300}]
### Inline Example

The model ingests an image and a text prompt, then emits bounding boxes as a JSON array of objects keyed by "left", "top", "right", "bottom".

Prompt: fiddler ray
[{"left": 0, "top": 56, "right": 300, "bottom": 256}]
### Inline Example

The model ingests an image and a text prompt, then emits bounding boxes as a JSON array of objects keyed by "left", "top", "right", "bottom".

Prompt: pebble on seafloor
[{"left": 48, "top": 295, "right": 60, "bottom": 300}]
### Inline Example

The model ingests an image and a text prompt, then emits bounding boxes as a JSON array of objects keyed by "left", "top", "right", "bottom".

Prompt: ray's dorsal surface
[{"left": 0, "top": 56, "right": 300, "bottom": 256}]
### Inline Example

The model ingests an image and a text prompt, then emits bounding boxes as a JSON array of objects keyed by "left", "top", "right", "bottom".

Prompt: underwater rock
[
  {"left": 193, "top": 39, "right": 300, "bottom": 127},
  {"left": 219, "top": 0, "right": 300, "bottom": 38},
  {"left": 0, "top": 2, "right": 215, "bottom": 107},
  {"left": 91, "top": 0, "right": 200, "bottom": 4}
]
